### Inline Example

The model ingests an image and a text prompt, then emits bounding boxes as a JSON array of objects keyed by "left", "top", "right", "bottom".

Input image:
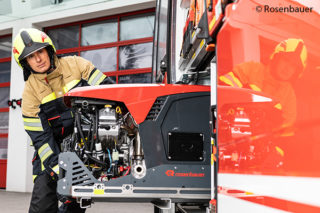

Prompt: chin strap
[{"left": 46, "top": 47, "right": 56, "bottom": 74}]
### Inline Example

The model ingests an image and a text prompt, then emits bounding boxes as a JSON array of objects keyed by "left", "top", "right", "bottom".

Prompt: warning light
[
  {"left": 16, "top": 99, "right": 22, "bottom": 107},
  {"left": 7, "top": 99, "right": 22, "bottom": 109}
]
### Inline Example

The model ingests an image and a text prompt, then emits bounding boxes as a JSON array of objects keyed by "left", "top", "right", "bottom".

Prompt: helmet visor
[{"left": 18, "top": 42, "right": 49, "bottom": 61}]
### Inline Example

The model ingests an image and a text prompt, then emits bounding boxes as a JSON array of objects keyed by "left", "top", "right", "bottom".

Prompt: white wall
[
  {"left": 6, "top": 20, "right": 34, "bottom": 193},
  {"left": 2, "top": 0, "right": 155, "bottom": 193},
  {"left": 175, "top": 0, "right": 191, "bottom": 82}
]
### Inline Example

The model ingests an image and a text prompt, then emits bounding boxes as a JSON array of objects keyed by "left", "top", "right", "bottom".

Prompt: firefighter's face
[
  {"left": 275, "top": 59, "right": 296, "bottom": 81},
  {"left": 271, "top": 55, "right": 298, "bottom": 82},
  {"left": 26, "top": 48, "right": 50, "bottom": 73}
]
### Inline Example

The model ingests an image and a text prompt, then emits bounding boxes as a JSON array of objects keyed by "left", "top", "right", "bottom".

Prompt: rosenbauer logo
[
  {"left": 256, "top": 5, "right": 313, "bottom": 13},
  {"left": 165, "top": 170, "right": 205, "bottom": 177}
]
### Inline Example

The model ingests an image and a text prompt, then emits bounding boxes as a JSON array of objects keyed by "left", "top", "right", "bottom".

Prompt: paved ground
[{"left": 0, "top": 189, "right": 154, "bottom": 213}]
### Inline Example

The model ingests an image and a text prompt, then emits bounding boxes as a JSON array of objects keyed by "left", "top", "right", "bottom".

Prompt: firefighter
[
  {"left": 12, "top": 28, "right": 114, "bottom": 213},
  {"left": 219, "top": 38, "right": 307, "bottom": 128}
]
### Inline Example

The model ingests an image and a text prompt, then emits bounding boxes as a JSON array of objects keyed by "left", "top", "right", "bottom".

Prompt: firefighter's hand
[
  {"left": 57, "top": 194, "right": 74, "bottom": 205},
  {"left": 57, "top": 195, "right": 87, "bottom": 213}
]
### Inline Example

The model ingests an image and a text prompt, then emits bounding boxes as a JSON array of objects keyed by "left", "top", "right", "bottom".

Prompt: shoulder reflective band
[
  {"left": 63, "top": 79, "right": 80, "bottom": 94},
  {"left": 88, "top": 69, "right": 106, "bottom": 86},
  {"left": 51, "top": 164, "right": 59, "bottom": 175},
  {"left": 219, "top": 72, "right": 243, "bottom": 88},
  {"left": 274, "top": 103, "right": 282, "bottom": 110},
  {"left": 23, "top": 117, "right": 43, "bottom": 131},
  {"left": 249, "top": 84, "right": 262, "bottom": 92},
  {"left": 42, "top": 92, "right": 56, "bottom": 104},
  {"left": 38, "top": 143, "right": 53, "bottom": 163}
]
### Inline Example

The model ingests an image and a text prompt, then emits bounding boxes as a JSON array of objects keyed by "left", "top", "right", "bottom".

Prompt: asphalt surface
[{"left": 0, "top": 189, "right": 154, "bottom": 213}]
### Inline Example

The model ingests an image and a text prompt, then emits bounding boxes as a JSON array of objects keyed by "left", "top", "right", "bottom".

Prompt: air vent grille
[{"left": 146, "top": 96, "right": 168, "bottom": 120}]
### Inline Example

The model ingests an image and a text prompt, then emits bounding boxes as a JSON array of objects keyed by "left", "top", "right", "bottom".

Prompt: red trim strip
[
  {"left": 117, "top": 37, "right": 153, "bottom": 46},
  {"left": 220, "top": 186, "right": 320, "bottom": 212},
  {"left": 0, "top": 34, "right": 12, "bottom": 39},
  {"left": 118, "top": 68, "right": 152, "bottom": 75},
  {"left": 58, "top": 37, "right": 153, "bottom": 53},
  {"left": 119, "top": 8, "right": 155, "bottom": 18},
  {"left": 78, "top": 24, "right": 82, "bottom": 51},
  {"left": 117, "top": 15, "right": 120, "bottom": 82},
  {"left": 0, "top": 108, "right": 9, "bottom": 112},
  {"left": 0, "top": 82, "right": 10, "bottom": 87},
  {"left": 0, "top": 134, "right": 8, "bottom": 138},
  {"left": 0, "top": 57, "right": 11, "bottom": 63},
  {"left": 48, "top": 115, "right": 61, "bottom": 121},
  {"left": 103, "top": 68, "right": 151, "bottom": 77},
  {"left": 61, "top": 127, "right": 64, "bottom": 136},
  {"left": 79, "top": 40, "right": 124, "bottom": 50},
  {"left": 56, "top": 48, "right": 80, "bottom": 55},
  {"left": 55, "top": 37, "right": 153, "bottom": 56}
]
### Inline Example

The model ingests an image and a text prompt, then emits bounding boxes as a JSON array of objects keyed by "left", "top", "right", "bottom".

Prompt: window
[
  {"left": 47, "top": 25, "right": 79, "bottom": 50},
  {"left": 81, "top": 47, "right": 117, "bottom": 72},
  {"left": 82, "top": 19, "right": 118, "bottom": 45},
  {"left": 45, "top": 9, "right": 155, "bottom": 83},
  {"left": 119, "top": 42, "right": 153, "bottom": 70},
  {"left": 0, "top": 37, "right": 12, "bottom": 58},
  {"left": 0, "top": 35, "right": 11, "bottom": 159},
  {"left": 120, "top": 14, "right": 154, "bottom": 41},
  {"left": 118, "top": 73, "right": 152, "bottom": 84}
]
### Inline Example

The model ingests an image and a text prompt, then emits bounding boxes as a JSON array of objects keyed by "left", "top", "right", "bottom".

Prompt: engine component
[
  {"left": 98, "top": 106, "right": 119, "bottom": 138},
  {"left": 62, "top": 98, "right": 145, "bottom": 181}
]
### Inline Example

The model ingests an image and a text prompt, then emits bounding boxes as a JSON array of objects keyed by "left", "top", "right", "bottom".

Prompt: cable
[{"left": 107, "top": 148, "right": 112, "bottom": 172}]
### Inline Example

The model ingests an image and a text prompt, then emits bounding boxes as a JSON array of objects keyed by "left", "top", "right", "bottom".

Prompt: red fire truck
[
  {"left": 199, "top": 0, "right": 319, "bottom": 212},
  {"left": 58, "top": 0, "right": 320, "bottom": 212}
]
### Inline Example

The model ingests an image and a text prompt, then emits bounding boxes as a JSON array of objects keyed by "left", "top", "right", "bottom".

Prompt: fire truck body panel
[
  {"left": 64, "top": 83, "right": 210, "bottom": 124},
  {"left": 216, "top": 0, "right": 320, "bottom": 211},
  {"left": 57, "top": 0, "right": 320, "bottom": 211}
]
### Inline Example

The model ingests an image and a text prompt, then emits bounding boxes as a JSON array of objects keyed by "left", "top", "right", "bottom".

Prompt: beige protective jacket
[{"left": 22, "top": 55, "right": 111, "bottom": 180}]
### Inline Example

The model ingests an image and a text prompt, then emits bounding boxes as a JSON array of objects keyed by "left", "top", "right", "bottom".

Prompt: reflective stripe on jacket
[{"left": 22, "top": 56, "right": 110, "bottom": 178}]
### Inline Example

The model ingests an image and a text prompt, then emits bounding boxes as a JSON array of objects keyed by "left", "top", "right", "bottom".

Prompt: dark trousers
[{"left": 29, "top": 172, "right": 85, "bottom": 213}]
